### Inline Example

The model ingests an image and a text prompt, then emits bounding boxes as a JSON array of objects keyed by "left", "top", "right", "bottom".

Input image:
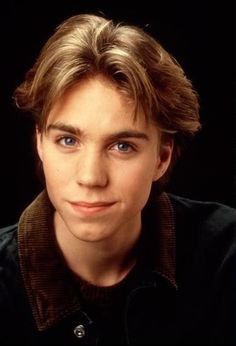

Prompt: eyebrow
[
  {"left": 46, "top": 123, "right": 150, "bottom": 141},
  {"left": 47, "top": 123, "right": 81, "bottom": 136}
]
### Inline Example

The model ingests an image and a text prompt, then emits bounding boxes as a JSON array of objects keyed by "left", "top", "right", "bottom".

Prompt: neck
[{"left": 54, "top": 212, "right": 141, "bottom": 286}]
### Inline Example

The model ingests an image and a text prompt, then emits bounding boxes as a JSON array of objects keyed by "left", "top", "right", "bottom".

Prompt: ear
[
  {"left": 36, "top": 127, "right": 43, "bottom": 162},
  {"left": 152, "top": 139, "right": 174, "bottom": 182}
]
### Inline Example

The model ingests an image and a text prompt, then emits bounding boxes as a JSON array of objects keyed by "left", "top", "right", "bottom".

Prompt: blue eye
[
  {"left": 59, "top": 136, "right": 77, "bottom": 147},
  {"left": 114, "top": 142, "right": 133, "bottom": 153},
  {"left": 117, "top": 143, "right": 130, "bottom": 151}
]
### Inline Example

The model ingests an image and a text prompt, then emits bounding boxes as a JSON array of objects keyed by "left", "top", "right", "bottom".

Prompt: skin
[{"left": 36, "top": 75, "right": 173, "bottom": 285}]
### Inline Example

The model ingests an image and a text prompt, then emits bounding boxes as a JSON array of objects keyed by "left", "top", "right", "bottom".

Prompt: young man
[{"left": 0, "top": 14, "right": 235, "bottom": 345}]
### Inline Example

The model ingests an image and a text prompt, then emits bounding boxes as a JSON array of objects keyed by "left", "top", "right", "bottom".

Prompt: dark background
[{"left": 0, "top": 0, "right": 235, "bottom": 227}]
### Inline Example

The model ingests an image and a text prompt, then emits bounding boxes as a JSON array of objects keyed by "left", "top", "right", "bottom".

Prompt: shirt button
[{"left": 73, "top": 324, "right": 86, "bottom": 338}]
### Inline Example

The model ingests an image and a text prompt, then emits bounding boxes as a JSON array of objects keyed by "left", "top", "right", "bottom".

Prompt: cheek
[
  {"left": 116, "top": 161, "right": 155, "bottom": 203},
  {"left": 42, "top": 157, "right": 68, "bottom": 185},
  {"left": 125, "top": 154, "right": 159, "bottom": 184}
]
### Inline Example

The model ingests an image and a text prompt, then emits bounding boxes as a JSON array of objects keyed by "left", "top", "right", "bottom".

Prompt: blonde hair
[{"left": 14, "top": 14, "right": 201, "bottom": 190}]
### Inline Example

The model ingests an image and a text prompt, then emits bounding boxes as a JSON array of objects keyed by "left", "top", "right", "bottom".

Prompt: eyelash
[
  {"left": 111, "top": 142, "right": 135, "bottom": 153},
  {"left": 56, "top": 136, "right": 78, "bottom": 147},
  {"left": 55, "top": 136, "right": 136, "bottom": 154}
]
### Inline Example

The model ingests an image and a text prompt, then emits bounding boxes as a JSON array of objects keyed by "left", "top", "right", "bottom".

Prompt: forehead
[{"left": 46, "top": 76, "right": 156, "bottom": 133}]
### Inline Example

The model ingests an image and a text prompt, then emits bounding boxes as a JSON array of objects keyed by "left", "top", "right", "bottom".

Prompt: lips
[
  {"left": 72, "top": 201, "right": 115, "bottom": 207},
  {"left": 69, "top": 201, "right": 116, "bottom": 216}
]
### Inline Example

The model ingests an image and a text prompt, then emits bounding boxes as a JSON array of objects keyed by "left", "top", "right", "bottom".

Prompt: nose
[{"left": 76, "top": 148, "right": 109, "bottom": 188}]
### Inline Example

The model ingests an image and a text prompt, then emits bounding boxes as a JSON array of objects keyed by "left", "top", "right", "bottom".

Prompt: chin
[{"left": 70, "top": 227, "right": 113, "bottom": 243}]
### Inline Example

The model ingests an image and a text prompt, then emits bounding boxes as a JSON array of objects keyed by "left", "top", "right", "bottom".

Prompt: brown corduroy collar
[{"left": 18, "top": 190, "right": 176, "bottom": 331}]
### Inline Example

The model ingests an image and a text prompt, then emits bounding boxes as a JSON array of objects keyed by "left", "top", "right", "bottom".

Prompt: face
[{"left": 37, "top": 75, "right": 173, "bottom": 244}]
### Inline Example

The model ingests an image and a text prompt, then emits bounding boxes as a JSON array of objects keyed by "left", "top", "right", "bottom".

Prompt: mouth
[{"left": 69, "top": 201, "right": 116, "bottom": 216}]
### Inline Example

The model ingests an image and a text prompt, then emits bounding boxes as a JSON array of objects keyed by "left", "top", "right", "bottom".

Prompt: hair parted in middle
[{"left": 14, "top": 13, "right": 201, "bottom": 189}]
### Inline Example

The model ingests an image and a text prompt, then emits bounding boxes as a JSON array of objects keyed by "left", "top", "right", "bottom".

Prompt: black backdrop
[{"left": 0, "top": 0, "right": 235, "bottom": 227}]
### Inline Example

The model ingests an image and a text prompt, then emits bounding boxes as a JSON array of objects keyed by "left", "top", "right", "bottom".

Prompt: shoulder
[
  {"left": 0, "top": 224, "right": 18, "bottom": 273},
  {"left": 168, "top": 193, "right": 236, "bottom": 260},
  {"left": 0, "top": 224, "right": 31, "bottom": 340},
  {"left": 168, "top": 192, "right": 236, "bottom": 213},
  {"left": 0, "top": 223, "right": 24, "bottom": 305},
  {"left": 167, "top": 195, "right": 236, "bottom": 343},
  {"left": 0, "top": 223, "right": 18, "bottom": 253},
  {"left": 168, "top": 194, "right": 236, "bottom": 276},
  {"left": 168, "top": 193, "right": 236, "bottom": 231}
]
